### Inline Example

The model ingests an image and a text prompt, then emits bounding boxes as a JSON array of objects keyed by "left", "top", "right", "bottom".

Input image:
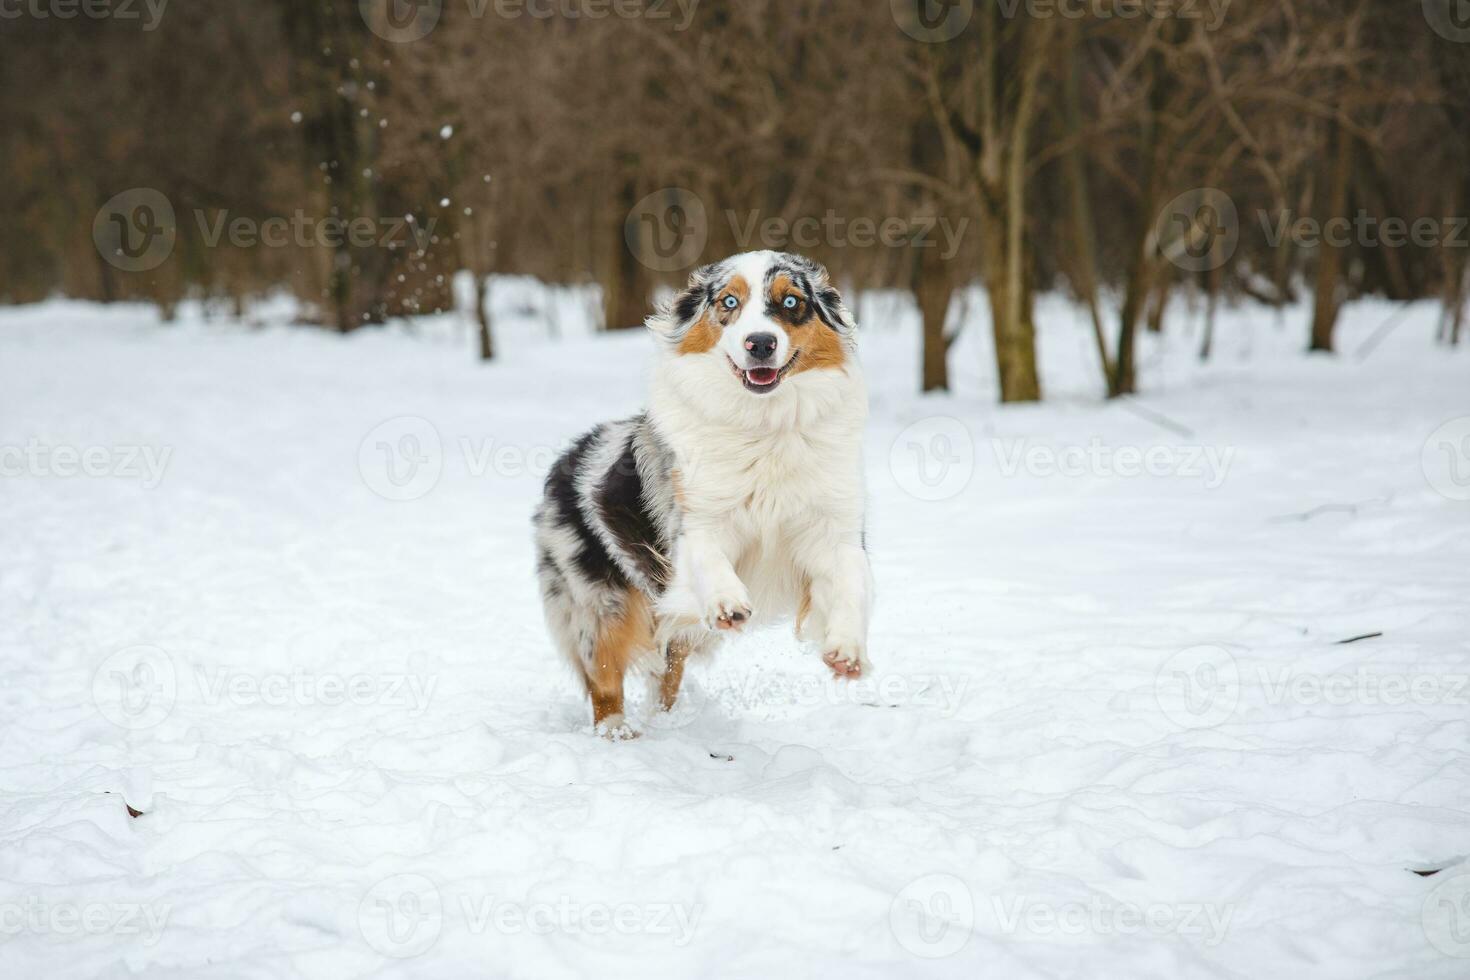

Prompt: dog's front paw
[
  {"left": 595, "top": 714, "right": 640, "bottom": 740},
  {"left": 822, "top": 642, "right": 870, "bottom": 680},
  {"left": 701, "top": 589, "right": 753, "bottom": 633}
]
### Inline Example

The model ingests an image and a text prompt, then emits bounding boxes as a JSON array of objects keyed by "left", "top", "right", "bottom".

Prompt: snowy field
[{"left": 2, "top": 287, "right": 1468, "bottom": 979}]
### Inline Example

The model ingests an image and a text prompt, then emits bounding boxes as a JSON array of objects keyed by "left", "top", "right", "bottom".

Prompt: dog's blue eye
[
  {"left": 723, "top": 296, "right": 738, "bottom": 310},
  {"left": 783, "top": 296, "right": 799, "bottom": 310}
]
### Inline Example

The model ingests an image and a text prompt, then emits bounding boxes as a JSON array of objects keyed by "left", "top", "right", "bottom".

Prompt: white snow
[{"left": 1, "top": 287, "right": 1468, "bottom": 979}]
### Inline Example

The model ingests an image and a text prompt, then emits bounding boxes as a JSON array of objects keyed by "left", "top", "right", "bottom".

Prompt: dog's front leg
[
  {"left": 663, "top": 527, "right": 752, "bottom": 633},
  {"left": 805, "top": 541, "right": 872, "bottom": 679}
]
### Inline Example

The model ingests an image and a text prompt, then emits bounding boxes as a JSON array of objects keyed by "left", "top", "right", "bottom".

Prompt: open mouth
[{"left": 730, "top": 352, "right": 799, "bottom": 394}]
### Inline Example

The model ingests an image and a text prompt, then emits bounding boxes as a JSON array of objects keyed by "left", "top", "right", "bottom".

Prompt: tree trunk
[
  {"left": 1454, "top": 282, "right": 1466, "bottom": 347},
  {"left": 1111, "top": 40, "right": 1166, "bottom": 397},
  {"left": 1440, "top": 184, "right": 1466, "bottom": 347},
  {"left": 1147, "top": 276, "right": 1168, "bottom": 335},
  {"left": 977, "top": 18, "right": 1046, "bottom": 404},
  {"left": 1061, "top": 23, "right": 1113, "bottom": 388},
  {"left": 916, "top": 244, "right": 952, "bottom": 392},
  {"left": 1114, "top": 249, "right": 1148, "bottom": 395},
  {"left": 1200, "top": 264, "right": 1222, "bottom": 361},
  {"left": 980, "top": 210, "right": 1041, "bottom": 403},
  {"left": 1309, "top": 119, "right": 1353, "bottom": 353},
  {"left": 276, "top": 0, "right": 385, "bottom": 333},
  {"left": 476, "top": 275, "right": 494, "bottom": 361},
  {"left": 603, "top": 178, "right": 652, "bottom": 331}
]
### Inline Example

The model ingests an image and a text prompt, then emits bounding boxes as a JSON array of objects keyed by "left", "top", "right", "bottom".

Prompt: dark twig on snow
[{"left": 1268, "top": 497, "right": 1393, "bottom": 523}]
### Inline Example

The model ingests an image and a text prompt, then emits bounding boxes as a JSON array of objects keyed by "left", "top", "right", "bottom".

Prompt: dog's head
[{"left": 648, "top": 251, "right": 856, "bottom": 398}]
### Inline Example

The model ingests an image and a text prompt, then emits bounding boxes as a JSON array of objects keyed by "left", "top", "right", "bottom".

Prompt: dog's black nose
[{"left": 743, "top": 332, "right": 778, "bottom": 361}]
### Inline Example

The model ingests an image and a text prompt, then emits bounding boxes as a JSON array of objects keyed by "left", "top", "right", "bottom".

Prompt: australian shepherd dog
[{"left": 533, "top": 250, "right": 872, "bottom": 735}]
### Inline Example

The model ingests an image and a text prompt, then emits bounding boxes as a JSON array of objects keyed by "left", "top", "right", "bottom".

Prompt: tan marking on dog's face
[
  {"left": 766, "top": 273, "right": 846, "bottom": 376},
  {"left": 677, "top": 275, "right": 750, "bottom": 355}
]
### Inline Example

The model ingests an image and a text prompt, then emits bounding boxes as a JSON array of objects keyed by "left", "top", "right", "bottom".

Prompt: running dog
[{"left": 533, "top": 250, "right": 871, "bottom": 734}]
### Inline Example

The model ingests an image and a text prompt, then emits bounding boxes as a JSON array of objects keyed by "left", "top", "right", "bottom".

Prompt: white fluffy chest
[{"left": 685, "top": 426, "right": 858, "bottom": 521}]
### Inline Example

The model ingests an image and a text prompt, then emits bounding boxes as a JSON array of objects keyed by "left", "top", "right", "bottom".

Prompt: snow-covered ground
[{"left": 2, "top": 286, "right": 1468, "bottom": 979}]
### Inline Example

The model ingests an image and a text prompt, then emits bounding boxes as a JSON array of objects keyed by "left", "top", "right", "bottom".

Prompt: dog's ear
[
  {"left": 646, "top": 262, "right": 720, "bottom": 344},
  {"left": 803, "top": 261, "right": 856, "bottom": 336}
]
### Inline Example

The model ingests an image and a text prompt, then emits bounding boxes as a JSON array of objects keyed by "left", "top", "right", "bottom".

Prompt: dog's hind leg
[
  {"left": 658, "top": 635, "right": 692, "bottom": 712},
  {"left": 585, "top": 589, "right": 654, "bottom": 735}
]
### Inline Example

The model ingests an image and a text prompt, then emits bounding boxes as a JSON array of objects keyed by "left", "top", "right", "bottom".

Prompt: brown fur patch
[
  {"left": 677, "top": 275, "right": 749, "bottom": 355},
  {"left": 586, "top": 588, "right": 654, "bottom": 725},
  {"left": 659, "top": 637, "right": 692, "bottom": 711},
  {"left": 767, "top": 273, "right": 847, "bottom": 376},
  {"left": 795, "top": 576, "right": 813, "bottom": 637}
]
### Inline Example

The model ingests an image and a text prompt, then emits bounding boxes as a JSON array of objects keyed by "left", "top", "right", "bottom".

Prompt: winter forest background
[
  {"left": 4, "top": 0, "right": 1468, "bottom": 397},
  {"left": 5, "top": 3, "right": 1470, "bottom": 978}
]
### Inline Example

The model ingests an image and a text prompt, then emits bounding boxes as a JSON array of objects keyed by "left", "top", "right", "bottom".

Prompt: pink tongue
[{"left": 747, "top": 367, "right": 779, "bottom": 386}]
